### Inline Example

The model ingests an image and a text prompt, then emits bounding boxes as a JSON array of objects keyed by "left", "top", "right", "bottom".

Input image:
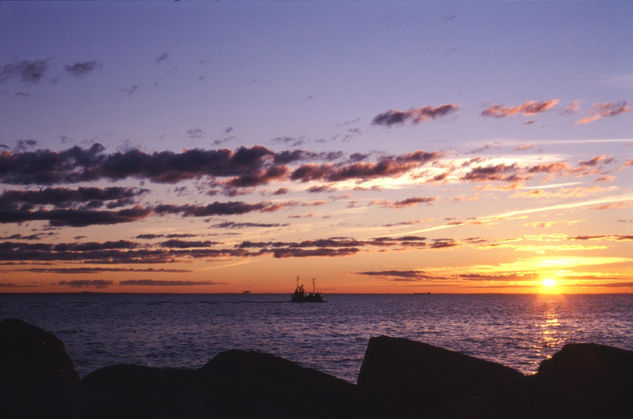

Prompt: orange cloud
[
  {"left": 481, "top": 99, "right": 559, "bottom": 118},
  {"left": 576, "top": 101, "right": 632, "bottom": 124},
  {"left": 563, "top": 99, "right": 581, "bottom": 115},
  {"left": 510, "top": 186, "right": 609, "bottom": 199}
]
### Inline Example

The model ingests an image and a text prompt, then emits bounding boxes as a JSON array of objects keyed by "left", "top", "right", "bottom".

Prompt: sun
[
  {"left": 542, "top": 278, "right": 556, "bottom": 288},
  {"left": 539, "top": 277, "right": 561, "bottom": 294}
]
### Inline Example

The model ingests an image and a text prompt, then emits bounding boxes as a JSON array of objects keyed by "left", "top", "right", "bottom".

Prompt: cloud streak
[
  {"left": 576, "top": 101, "right": 633, "bottom": 124},
  {"left": 64, "top": 61, "right": 99, "bottom": 77},
  {"left": 481, "top": 99, "right": 559, "bottom": 118},
  {"left": 1, "top": 59, "right": 51, "bottom": 83},
  {"left": 372, "top": 104, "right": 459, "bottom": 126}
]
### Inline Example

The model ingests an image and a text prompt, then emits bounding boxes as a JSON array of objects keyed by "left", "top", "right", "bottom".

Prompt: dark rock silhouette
[
  {"left": 82, "top": 365, "right": 216, "bottom": 418},
  {"left": 0, "top": 318, "right": 80, "bottom": 418},
  {"left": 357, "top": 336, "right": 524, "bottom": 417},
  {"left": 199, "top": 350, "right": 366, "bottom": 418},
  {"left": 81, "top": 350, "right": 366, "bottom": 418},
  {"left": 2, "top": 318, "right": 633, "bottom": 418},
  {"left": 0, "top": 318, "right": 79, "bottom": 384},
  {"left": 536, "top": 343, "right": 633, "bottom": 417}
]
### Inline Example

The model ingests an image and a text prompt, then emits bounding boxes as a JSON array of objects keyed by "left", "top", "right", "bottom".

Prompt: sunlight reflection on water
[{"left": 1, "top": 293, "right": 632, "bottom": 383}]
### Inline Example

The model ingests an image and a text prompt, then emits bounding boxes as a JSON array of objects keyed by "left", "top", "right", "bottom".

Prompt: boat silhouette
[{"left": 291, "top": 277, "right": 323, "bottom": 302}]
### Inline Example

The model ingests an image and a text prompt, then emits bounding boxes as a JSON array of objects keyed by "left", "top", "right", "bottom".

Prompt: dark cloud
[
  {"left": 1, "top": 59, "right": 51, "bottom": 83},
  {"left": 186, "top": 128, "right": 205, "bottom": 139},
  {"left": 155, "top": 53, "right": 169, "bottom": 63},
  {"left": 15, "top": 139, "right": 37, "bottom": 152},
  {"left": 211, "top": 221, "right": 288, "bottom": 229},
  {"left": 0, "top": 206, "right": 152, "bottom": 227},
  {"left": 58, "top": 279, "right": 113, "bottom": 289},
  {"left": 119, "top": 279, "right": 223, "bottom": 286},
  {"left": 272, "top": 136, "right": 305, "bottom": 147},
  {"left": 461, "top": 163, "right": 520, "bottom": 182},
  {"left": 0, "top": 281, "right": 37, "bottom": 288},
  {"left": 0, "top": 240, "right": 254, "bottom": 264},
  {"left": 357, "top": 270, "right": 440, "bottom": 281},
  {"left": 458, "top": 273, "right": 537, "bottom": 281},
  {"left": 430, "top": 238, "right": 459, "bottom": 249},
  {"left": 53, "top": 240, "right": 138, "bottom": 251},
  {"left": 0, "top": 187, "right": 147, "bottom": 209},
  {"left": 481, "top": 99, "right": 559, "bottom": 118},
  {"left": 238, "top": 235, "right": 428, "bottom": 251},
  {"left": 307, "top": 185, "right": 336, "bottom": 193},
  {"left": 1, "top": 145, "right": 443, "bottom": 195},
  {"left": 271, "top": 247, "right": 359, "bottom": 258},
  {"left": 64, "top": 61, "right": 98, "bottom": 77},
  {"left": 136, "top": 233, "right": 197, "bottom": 240},
  {"left": 160, "top": 239, "right": 217, "bottom": 248},
  {"left": 373, "top": 196, "right": 438, "bottom": 209},
  {"left": 372, "top": 104, "right": 459, "bottom": 126},
  {"left": 0, "top": 143, "right": 106, "bottom": 184},
  {"left": 24, "top": 267, "right": 191, "bottom": 274},
  {"left": 121, "top": 85, "right": 139, "bottom": 96},
  {"left": 273, "top": 187, "right": 288, "bottom": 195},
  {"left": 291, "top": 150, "right": 441, "bottom": 183},
  {"left": 0, "top": 233, "right": 51, "bottom": 240},
  {"left": 154, "top": 200, "right": 284, "bottom": 217},
  {"left": 226, "top": 165, "right": 288, "bottom": 188}
]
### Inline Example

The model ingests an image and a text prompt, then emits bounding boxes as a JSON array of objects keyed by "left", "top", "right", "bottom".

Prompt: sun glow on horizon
[
  {"left": 542, "top": 278, "right": 556, "bottom": 288},
  {"left": 540, "top": 277, "right": 561, "bottom": 294}
]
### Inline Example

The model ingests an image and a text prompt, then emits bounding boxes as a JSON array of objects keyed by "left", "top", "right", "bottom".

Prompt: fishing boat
[{"left": 291, "top": 277, "right": 323, "bottom": 302}]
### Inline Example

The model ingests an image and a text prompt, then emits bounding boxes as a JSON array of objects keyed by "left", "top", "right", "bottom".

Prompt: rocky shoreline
[{"left": 2, "top": 318, "right": 632, "bottom": 418}]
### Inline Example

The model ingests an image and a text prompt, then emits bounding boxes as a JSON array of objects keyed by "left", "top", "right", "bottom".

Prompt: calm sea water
[{"left": 1, "top": 293, "right": 632, "bottom": 383}]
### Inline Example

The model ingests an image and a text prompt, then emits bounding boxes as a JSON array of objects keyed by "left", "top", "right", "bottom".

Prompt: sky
[{"left": 1, "top": 1, "right": 632, "bottom": 294}]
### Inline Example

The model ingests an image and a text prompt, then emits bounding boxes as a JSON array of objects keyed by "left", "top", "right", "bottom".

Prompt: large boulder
[
  {"left": 81, "top": 350, "right": 367, "bottom": 418},
  {"left": 536, "top": 343, "right": 633, "bottom": 417},
  {"left": 199, "top": 349, "right": 367, "bottom": 418},
  {"left": 0, "top": 318, "right": 78, "bottom": 384},
  {"left": 357, "top": 336, "right": 524, "bottom": 416},
  {"left": 82, "top": 365, "right": 215, "bottom": 418},
  {"left": 0, "top": 318, "right": 80, "bottom": 418}
]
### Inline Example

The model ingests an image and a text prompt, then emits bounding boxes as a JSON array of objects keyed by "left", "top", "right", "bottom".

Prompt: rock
[
  {"left": 357, "top": 336, "right": 524, "bottom": 417},
  {"left": 0, "top": 318, "right": 80, "bottom": 418},
  {"left": 81, "top": 350, "right": 367, "bottom": 418},
  {"left": 82, "top": 365, "right": 216, "bottom": 418},
  {"left": 536, "top": 343, "right": 633, "bottom": 417},
  {"left": 0, "top": 318, "right": 78, "bottom": 384},
  {"left": 199, "top": 349, "right": 367, "bottom": 418}
]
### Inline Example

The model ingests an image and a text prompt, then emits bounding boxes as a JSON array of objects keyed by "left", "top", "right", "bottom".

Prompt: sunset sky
[{"left": 1, "top": 1, "right": 632, "bottom": 294}]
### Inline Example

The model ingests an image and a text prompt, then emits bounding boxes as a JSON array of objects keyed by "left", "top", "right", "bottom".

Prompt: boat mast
[{"left": 312, "top": 277, "right": 316, "bottom": 293}]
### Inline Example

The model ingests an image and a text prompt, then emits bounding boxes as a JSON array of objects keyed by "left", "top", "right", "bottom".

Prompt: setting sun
[{"left": 542, "top": 278, "right": 557, "bottom": 288}]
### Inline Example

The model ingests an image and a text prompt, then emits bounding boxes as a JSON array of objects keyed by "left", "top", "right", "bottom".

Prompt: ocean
[{"left": 1, "top": 293, "right": 632, "bottom": 383}]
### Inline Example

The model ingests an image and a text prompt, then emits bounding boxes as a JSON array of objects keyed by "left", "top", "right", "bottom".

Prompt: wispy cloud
[
  {"left": 64, "top": 61, "right": 99, "bottom": 77},
  {"left": 372, "top": 104, "right": 459, "bottom": 126},
  {"left": 371, "top": 195, "right": 438, "bottom": 209},
  {"left": 357, "top": 270, "right": 441, "bottom": 281},
  {"left": 481, "top": 99, "right": 559, "bottom": 118},
  {"left": 119, "top": 279, "right": 224, "bottom": 286},
  {"left": 1, "top": 59, "right": 51, "bottom": 83},
  {"left": 58, "top": 279, "right": 113, "bottom": 289},
  {"left": 576, "top": 101, "right": 633, "bottom": 124},
  {"left": 562, "top": 99, "right": 581, "bottom": 115}
]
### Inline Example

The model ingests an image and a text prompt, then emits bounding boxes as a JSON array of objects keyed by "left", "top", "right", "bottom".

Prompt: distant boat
[
  {"left": 291, "top": 277, "right": 323, "bottom": 303},
  {"left": 241, "top": 290, "right": 250, "bottom": 294},
  {"left": 414, "top": 292, "right": 432, "bottom": 295}
]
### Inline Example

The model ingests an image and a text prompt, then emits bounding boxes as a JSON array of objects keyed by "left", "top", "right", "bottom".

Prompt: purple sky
[{"left": 1, "top": 1, "right": 632, "bottom": 293}]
